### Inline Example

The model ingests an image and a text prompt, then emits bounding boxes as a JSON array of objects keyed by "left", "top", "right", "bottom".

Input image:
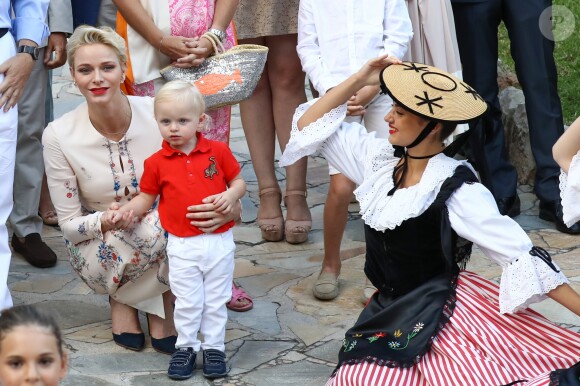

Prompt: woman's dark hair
[
  {"left": 0, "top": 304, "right": 63, "bottom": 356},
  {"left": 438, "top": 121, "right": 458, "bottom": 141}
]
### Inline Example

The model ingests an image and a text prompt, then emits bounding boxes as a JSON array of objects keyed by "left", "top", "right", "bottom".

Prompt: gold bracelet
[{"left": 158, "top": 36, "right": 165, "bottom": 53}]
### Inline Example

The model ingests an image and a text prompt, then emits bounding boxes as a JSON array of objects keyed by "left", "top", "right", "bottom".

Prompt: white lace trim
[
  {"left": 499, "top": 253, "right": 568, "bottom": 314},
  {"left": 559, "top": 151, "right": 580, "bottom": 227},
  {"left": 355, "top": 154, "right": 473, "bottom": 231},
  {"left": 279, "top": 100, "right": 347, "bottom": 167}
]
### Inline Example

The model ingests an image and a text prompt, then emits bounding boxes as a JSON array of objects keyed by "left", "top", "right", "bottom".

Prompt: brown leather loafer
[{"left": 11, "top": 233, "right": 57, "bottom": 268}]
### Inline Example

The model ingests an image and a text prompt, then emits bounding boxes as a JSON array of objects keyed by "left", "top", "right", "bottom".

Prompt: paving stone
[
  {"left": 69, "top": 353, "right": 168, "bottom": 375},
  {"left": 9, "top": 257, "right": 73, "bottom": 275},
  {"left": 529, "top": 298, "right": 580, "bottom": 326},
  {"left": 233, "top": 225, "right": 264, "bottom": 246},
  {"left": 281, "top": 351, "right": 307, "bottom": 362},
  {"left": 239, "top": 360, "right": 332, "bottom": 385},
  {"left": 236, "top": 272, "right": 299, "bottom": 297},
  {"left": 230, "top": 340, "right": 295, "bottom": 372},
  {"left": 36, "top": 300, "right": 109, "bottom": 330},
  {"left": 305, "top": 340, "right": 342, "bottom": 363},
  {"left": 226, "top": 328, "right": 251, "bottom": 343},
  {"left": 61, "top": 374, "right": 116, "bottom": 386},
  {"left": 240, "top": 196, "right": 258, "bottom": 223},
  {"left": 283, "top": 311, "right": 341, "bottom": 346},
  {"left": 10, "top": 276, "right": 73, "bottom": 294},
  {"left": 228, "top": 301, "right": 281, "bottom": 335},
  {"left": 66, "top": 323, "right": 113, "bottom": 344},
  {"left": 232, "top": 258, "right": 274, "bottom": 279},
  {"left": 130, "top": 373, "right": 211, "bottom": 385}
]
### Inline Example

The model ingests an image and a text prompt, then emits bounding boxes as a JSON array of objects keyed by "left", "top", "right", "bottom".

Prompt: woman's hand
[
  {"left": 355, "top": 55, "right": 402, "bottom": 88},
  {"left": 101, "top": 203, "right": 134, "bottom": 233},
  {"left": 174, "top": 37, "right": 213, "bottom": 68},
  {"left": 186, "top": 194, "right": 242, "bottom": 233},
  {"left": 159, "top": 35, "right": 200, "bottom": 61}
]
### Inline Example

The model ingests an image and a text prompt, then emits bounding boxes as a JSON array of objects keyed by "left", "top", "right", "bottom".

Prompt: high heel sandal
[
  {"left": 146, "top": 314, "right": 178, "bottom": 355},
  {"left": 257, "top": 187, "right": 284, "bottom": 242},
  {"left": 284, "top": 190, "right": 312, "bottom": 245}
]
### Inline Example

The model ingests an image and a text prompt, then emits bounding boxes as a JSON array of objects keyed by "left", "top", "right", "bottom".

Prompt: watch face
[{"left": 18, "top": 45, "right": 39, "bottom": 60}]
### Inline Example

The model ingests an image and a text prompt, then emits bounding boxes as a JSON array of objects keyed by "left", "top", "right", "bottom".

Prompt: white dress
[
  {"left": 279, "top": 100, "right": 580, "bottom": 386},
  {"left": 559, "top": 150, "right": 580, "bottom": 227},
  {"left": 43, "top": 96, "right": 169, "bottom": 317}
]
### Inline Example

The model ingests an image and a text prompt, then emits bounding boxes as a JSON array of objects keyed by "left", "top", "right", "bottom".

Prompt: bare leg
[
  {"left": 238, "top": 37, "right": 283, "bottom": 226},
  {"left": 38, "top": 173, "right": 58, "bottom": 226},
  {"left": 147, "top": 290, "right": 178, "bottom": 339},
  {"left": 322, "top": 174, "right": 356, "bottom": 277},
  {"left": 266, "top": 34, "right": 311, "bottom": 233},
  {"left": 109, "top": 296, "right": 142, "bottom": 334}
]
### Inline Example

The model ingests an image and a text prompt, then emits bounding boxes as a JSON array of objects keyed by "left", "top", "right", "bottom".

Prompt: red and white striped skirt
[{"left": 326, "top": 271, "right": 580, "bottom": 386}]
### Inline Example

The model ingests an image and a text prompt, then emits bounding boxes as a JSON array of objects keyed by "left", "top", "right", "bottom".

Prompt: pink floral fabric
[{"left": 132, "top": 0, "right": 236, "bottom": 144}]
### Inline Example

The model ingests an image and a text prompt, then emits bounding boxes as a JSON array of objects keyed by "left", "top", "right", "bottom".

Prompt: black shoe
[
  {"left": 112, "top": 332, "right": 145, "bottom": 351},
  {"left": 539, "top": 200, "right": 580, "bottom": 234},
  {"left": 152, "top": 335, "right": 178, "bottom": 355},
  {"left": 11, "top": 233, "right": 57, "bottom": 268},
  {"left": 202, "top": 349, "right": 228, "bottom": 379},
  {"left": 496, "top": 195, "right": 521, "bottom": 217},
  {"left": 168, "top": 347, "right": 196, "bottom": 380}
]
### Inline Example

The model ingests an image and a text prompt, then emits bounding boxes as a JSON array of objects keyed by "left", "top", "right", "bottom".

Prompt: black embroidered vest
[{"left": 336, "top": 166, "right": 479, "bottom": 370}]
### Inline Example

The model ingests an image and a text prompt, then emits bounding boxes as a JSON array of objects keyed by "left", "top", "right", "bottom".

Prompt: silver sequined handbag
[{"left": 159, "top": 33, "right": 268, "bottom": 110}]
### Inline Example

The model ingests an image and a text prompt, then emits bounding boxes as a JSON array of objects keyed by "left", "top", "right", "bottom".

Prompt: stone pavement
[{"left": 7, "top": 68, "right": 579, "bottom": 386}]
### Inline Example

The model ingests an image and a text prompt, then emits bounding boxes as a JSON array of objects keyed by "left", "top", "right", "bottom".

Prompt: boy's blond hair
[{"left": 154, "top": 80, "right": 207, "bottom": 121}]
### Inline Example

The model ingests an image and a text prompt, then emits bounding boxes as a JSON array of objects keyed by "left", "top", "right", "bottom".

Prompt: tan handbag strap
[{"left": 201, "top": 31, "right": 225, "bottom": 56}]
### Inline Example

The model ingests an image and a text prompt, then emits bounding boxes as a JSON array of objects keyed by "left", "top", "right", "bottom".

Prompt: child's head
[
  {"left": 154, "top": 80, "right": 208, "bottom": 151},
  {"left": 0, "top": 305, "right": 67, "bottom": 386}
]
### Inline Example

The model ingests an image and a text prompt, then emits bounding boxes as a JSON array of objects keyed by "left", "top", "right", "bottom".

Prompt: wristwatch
[
  {"left": 207, "top": 28, "right": 226, "bottom": 42},
  {"left": 17, "top": 45, "right": 40, "bottom": 60}
]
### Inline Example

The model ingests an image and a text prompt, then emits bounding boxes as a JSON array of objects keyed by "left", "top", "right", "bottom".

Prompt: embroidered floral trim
[
  {"left": 104, "top": 137, "right": 139, "bottom": 202},
  {"left": 332, "top": 272, "right": 460, "bottom": 374},
  {"left": 346, "top": 323, "right": 426, "bottom": 352},
  {"left": 64, "top": 179, "right": 78, "bottom": 199}
]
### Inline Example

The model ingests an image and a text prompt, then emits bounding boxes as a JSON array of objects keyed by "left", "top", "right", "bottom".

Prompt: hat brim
[{"left": 380, "top": 62, "right": 488, "bottom": 124}]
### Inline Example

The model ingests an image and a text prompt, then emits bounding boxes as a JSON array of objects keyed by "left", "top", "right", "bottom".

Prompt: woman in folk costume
[
  {"left": 114, "top": 0, "right": 236, "bottom": 144},
  {"left": 279, "top": 56, "right": 580, "bottom": 386}
]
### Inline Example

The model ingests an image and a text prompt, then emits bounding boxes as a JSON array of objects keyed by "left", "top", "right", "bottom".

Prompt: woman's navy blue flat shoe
[
  {"left": 112, "top": 332, "right": 145, "bottom": 351},
  {"left": 151, "top": 335, "right": 178, "bottom": 355}
]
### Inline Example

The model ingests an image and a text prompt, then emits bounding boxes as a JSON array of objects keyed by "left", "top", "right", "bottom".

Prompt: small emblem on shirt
[{"left": 204, "top": 156, "right": 218, "bottom": 180}]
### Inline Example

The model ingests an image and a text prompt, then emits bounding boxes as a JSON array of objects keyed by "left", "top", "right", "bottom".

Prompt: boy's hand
[
  {"left": 346, "top": 85, "right": 380, "bottom": 116},
  {"left": 211, "top": 191, "right": 236, "bottom": 214}
]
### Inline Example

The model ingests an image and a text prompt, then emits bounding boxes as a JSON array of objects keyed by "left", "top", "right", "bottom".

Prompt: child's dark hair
[{"left": 0, "top": 304, "right": 64, "bottom": 356}]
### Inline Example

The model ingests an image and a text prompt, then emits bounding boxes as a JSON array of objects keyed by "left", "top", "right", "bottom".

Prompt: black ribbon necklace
[{"left": 387, "top": 121, "right": 439, "bottom": 196}]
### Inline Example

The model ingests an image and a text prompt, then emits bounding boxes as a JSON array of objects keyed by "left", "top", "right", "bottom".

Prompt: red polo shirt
[{"left": 140, "top": 133, "right": 241, "bottom": 237}]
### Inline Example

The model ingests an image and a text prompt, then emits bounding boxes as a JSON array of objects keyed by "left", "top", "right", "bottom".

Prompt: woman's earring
[
  {"left": 73, "top": 81, "right": 77, "bottom": 86},
  {"left": 121, "top": 74, "right": 126, "bottom": 83}
]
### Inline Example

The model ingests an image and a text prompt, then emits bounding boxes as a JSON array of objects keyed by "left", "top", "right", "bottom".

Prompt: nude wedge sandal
[
  {"left": 257, "top": 187, "right": 284, "bottom": 242},
  {"left": 283, "top": 190, "right": 312, "bottom": 244}
]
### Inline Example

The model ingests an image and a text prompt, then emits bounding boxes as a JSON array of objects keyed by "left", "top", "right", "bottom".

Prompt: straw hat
[{"left": 379, "top": 62, "right": 487, "bottom": 123}]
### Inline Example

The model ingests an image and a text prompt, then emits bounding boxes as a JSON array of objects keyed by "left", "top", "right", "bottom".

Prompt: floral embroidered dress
[
  {"left": 130, "top": 0, "right": 235, "bottom": 143},
  {"left": 42, "top": 96, "right": 169, "bottom": 317},
  {"left": 279, "top": 100, "right": 580, "bottom": 386},
  {"left": 559, "top": 150, "right": 580, "bottom": 228}
]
